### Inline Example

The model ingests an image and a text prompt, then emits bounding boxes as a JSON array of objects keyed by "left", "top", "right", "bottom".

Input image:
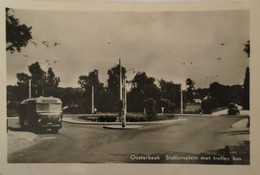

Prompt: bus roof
[{"left": 20, "top": 96, "right": 62, "bottom": 104}]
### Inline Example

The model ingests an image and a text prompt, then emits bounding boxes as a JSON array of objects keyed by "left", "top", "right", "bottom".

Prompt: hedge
[{"left": 78, "top": 113, "right": 177, "bottom": 122}]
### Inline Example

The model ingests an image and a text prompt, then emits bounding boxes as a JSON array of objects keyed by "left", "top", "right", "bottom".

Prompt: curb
[
  {"left": 103, "top": 125, "right": 144, "bottom": 130},
  {"left": 62, "top": 117, "right": 187, "bottom": 125}
]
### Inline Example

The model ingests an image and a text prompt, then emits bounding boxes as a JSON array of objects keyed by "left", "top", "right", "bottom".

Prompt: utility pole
[
  {"left": 180, "top": 84, "right": 183, "bottom": 114},
  {"left": 119, "top": 58, "right": 122, "bottom": 101},
  {"left": 119, "top": 58, "right": 126, "bottom": 127},
  {"left": 29, "top": 79, "right": 31, "bottom": 98},
  {"left": 92, "top": 86, "right": 94, "bottom": 114},
  {"left": 122, "top": 78, "right": 127, "bottom": 128},
  {"left": 118, "top": 58, "right": 123, "bottom": 123}
]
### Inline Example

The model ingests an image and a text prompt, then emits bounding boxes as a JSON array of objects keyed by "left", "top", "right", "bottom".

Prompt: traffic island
[
  {"left": 63, "top": 116, "right": 187, "bottom": 125},
  {"left": 103, "top": 125, "right": 143, "bottom": 130}
]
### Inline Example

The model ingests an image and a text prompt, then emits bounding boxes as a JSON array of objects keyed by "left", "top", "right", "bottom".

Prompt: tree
[
  {"left": 158, "top": 98, "right": 170, "bottom": 113},
  {"left": 242, "top": 41, "right": 250, "bottom": 110},
  {"left": 17, "top": 73, "right": 30, "bottom": 87},
  {"left": 78, "top": 69, "right": 99, "bottom": 89},
  {"left": 242, "top": 67, "right": 250, "bottom": 110},
  {"left": 243, "top": 40, "right": 250, "bottom": 57},
  {"left": 107, "top": 64, "right": 126, "bottom": 99},
  {"left": 28, "top": 62, "right": 46, "bottom": 96},
  {"left": 208, "top": 82, "right": 243, "bottom": 108},
  {"left": 127, "top": 72, "right": 160, "bottom": 112},
  {"left": 225, "top": 85, "right": 243, "bottom": 105},
  {"left": 201, "top": 97, "right": 218, "bottom": 114},
  {"left": 6, "top": 8, "right": 32, "bottom": 53},
  {"left": 15, "top": 73, "right": 30, "bottom": 101},
  {"left": 186, "top": 78, "right": 195, "bottom": 103},
  {"left": 78, "top": 70, "right": 106, "bottom": 113},
  {"left": 209, "top": 82, "right": 226, "bottom": 107},
  {"left": 46, "top": 67, "right": 60, "bottom": 87},
  {"left": 159, "top": 79, "right": 181, "bottom": 112},
  {"left": 106, "top": 64, "right": 126, "bottom": 111},
  {"left": 132, "top": 72, "right": 160, "bottom": 100},
  {"left": 98, "top": 87, "right": 115, "bottom": 112},
  {"left": 16, "top": 62, "right": 60, "bottom": 98},
  {"left": 194, "top": 88, "right": 209, "bottom": 100}
]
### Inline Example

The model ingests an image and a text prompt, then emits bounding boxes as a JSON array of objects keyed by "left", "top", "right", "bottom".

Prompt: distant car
[{"left": 228, "top": 103, "right": 240, "bottom": 115}]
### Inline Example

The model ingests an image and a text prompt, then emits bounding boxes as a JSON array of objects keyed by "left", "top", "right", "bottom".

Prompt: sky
[{"left": 6, "top": 9, "right": 249, "bottom": 89}]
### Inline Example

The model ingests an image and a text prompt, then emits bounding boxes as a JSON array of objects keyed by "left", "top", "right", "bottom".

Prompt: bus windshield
[{"left": 36, "top": 103, "right": 62, "bottom": 112}]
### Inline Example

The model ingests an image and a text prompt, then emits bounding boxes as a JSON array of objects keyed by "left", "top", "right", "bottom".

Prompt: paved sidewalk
[
  {"left": 223, "top": 118, "right": 250, "bottom": 164},
  {"left": 8, "top": 130, "right": 40, "bottom": 154}
]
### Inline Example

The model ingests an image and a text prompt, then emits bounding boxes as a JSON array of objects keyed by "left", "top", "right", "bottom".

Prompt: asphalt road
[{"left": 8, "top": 115, "right": 249, "bottom": 164}]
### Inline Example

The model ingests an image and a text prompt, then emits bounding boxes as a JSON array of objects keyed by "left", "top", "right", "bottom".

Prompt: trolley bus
[{"left": 19, "top": 96, "right": 63, "bottom": 133}]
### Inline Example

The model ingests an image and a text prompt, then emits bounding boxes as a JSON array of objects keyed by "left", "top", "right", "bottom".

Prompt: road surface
[{"left": 8, "top": 115, "right": 249, "bottom": 164}]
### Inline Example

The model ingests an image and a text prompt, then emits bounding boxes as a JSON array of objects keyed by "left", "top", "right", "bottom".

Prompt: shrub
[
  {"left": 126, "top": 113, "right": 148, "bottom": 122},
  {"left": 79, "top": 115, "right": 117, "bottom": 122},
  {"left": 98, "top": 115, "right": 117, "bottom": 122},
  {"left": 78, "top": 113, "right": 177, "bottom": 122},
  {"left": 79, "top": 115, "right": 98, "bottom": 121},
  {"left": 126, "top": 113, "right": 176, "bottom": 122}
]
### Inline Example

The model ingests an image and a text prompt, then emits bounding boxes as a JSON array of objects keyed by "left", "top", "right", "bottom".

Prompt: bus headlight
[
  {"left": 58, "top": 118, "right": 62, "bottom": 122},
  {"left": 38, "top": 118, "right": 42, "bottom": 122}
]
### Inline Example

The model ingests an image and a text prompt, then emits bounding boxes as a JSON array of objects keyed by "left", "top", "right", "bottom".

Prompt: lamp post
[
  {"left": 92, "top": 86, "right": 94, "bottom": 114},
  {"left": 122, "top": 78, "right": 126, "bottom": 128},
  {"left": 122, "top": 68, "right": 135, "bottom": 128},
  {"left": 119, "top": 58, "right": 135, "bottom": 128},
  {"left": 119, "top": 59, "right": 124, "bottom": 125},
  {"left": 180, "top": 84, "right": 183, "bottom": 114},
  {"left": 119, "top": 59, "right": 122, "bottom": 101},
  {"left": 29, "top": 79, "right": 31, "bottom": 98}
]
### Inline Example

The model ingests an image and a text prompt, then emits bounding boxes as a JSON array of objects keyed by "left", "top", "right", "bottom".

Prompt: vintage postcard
[{"left": 1, "top": 0, "right": 260, "bottom": 175}]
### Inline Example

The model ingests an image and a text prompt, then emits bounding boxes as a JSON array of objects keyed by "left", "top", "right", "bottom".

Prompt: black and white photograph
[
  {"left": 5, "top": 7, "right": 251, "bottom": 164},
  {"left": 2, "top": 1, "right": 260, "bottom": 174}
]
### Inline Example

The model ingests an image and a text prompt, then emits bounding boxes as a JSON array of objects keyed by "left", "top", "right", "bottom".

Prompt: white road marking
[
  {"left": 41, "top": 137, "right": 56, "bottom": 140},
  {"left": 7, "top": 117, "right": 19, "bottom": 120}
]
